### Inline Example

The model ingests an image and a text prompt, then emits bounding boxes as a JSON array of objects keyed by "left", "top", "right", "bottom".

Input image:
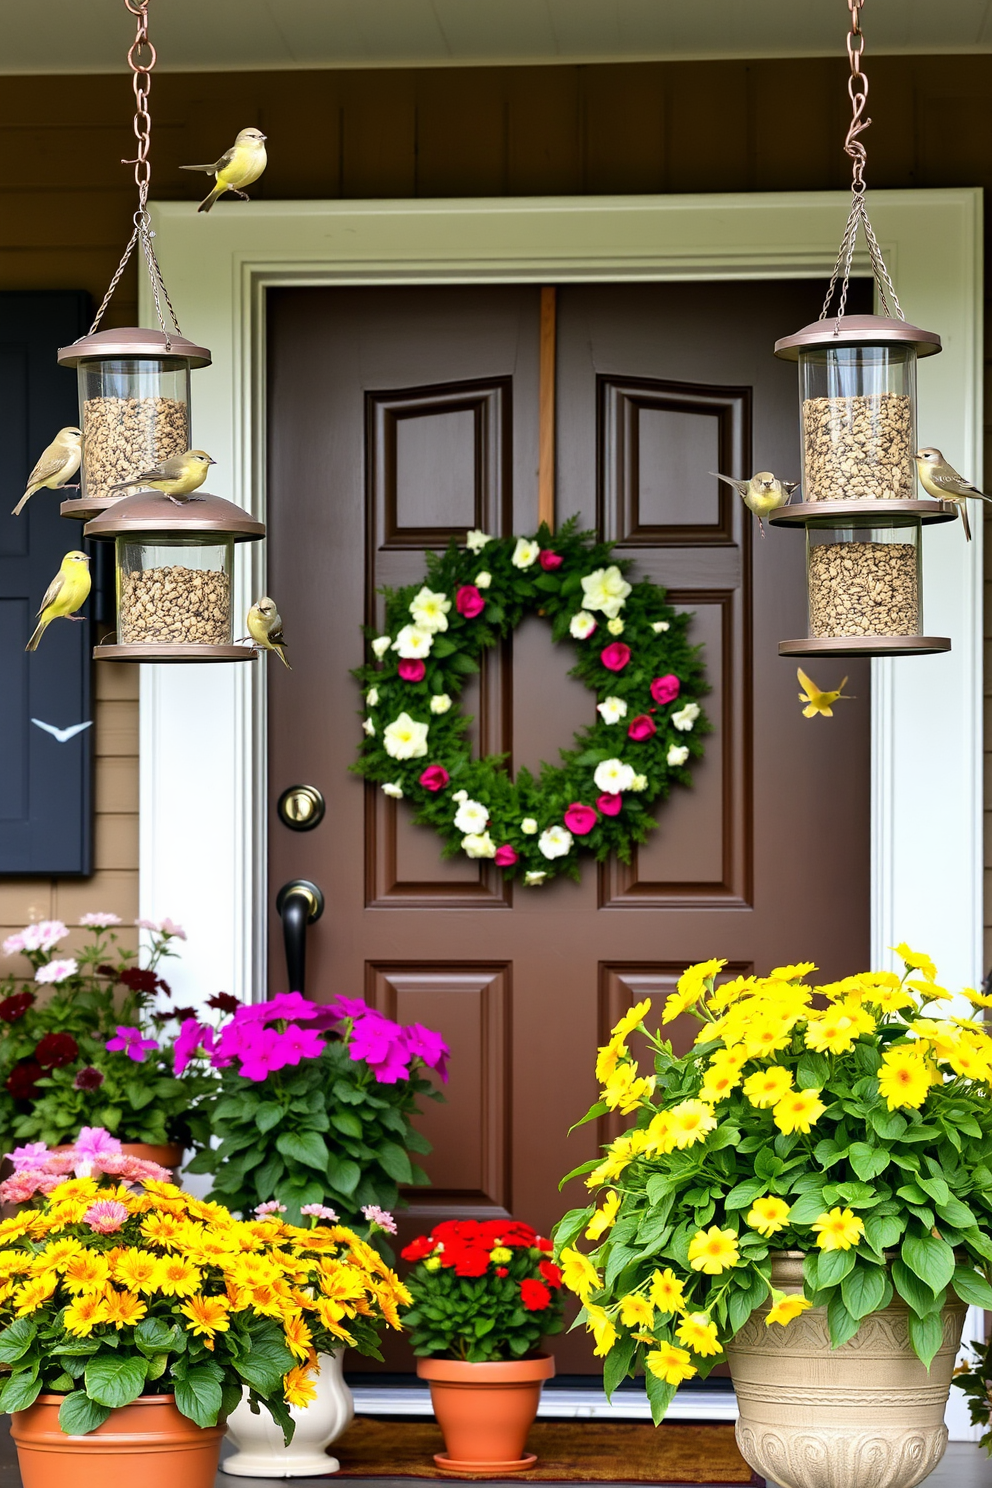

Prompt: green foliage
[{"left": 953, "top": 1336, "right": 992, "bottom": 1451}]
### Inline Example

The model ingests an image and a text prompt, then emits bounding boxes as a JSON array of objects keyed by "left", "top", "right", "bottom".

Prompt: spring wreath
[{"left": 353, "top": 520, "right": 709, "bottom": 885}]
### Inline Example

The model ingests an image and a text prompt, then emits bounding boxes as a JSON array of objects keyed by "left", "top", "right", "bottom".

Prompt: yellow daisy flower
[
  {"left": 619, "top": 1293, "right": 655, "bottom": 1329},
  {"left": 675, "top": 1312, "right": 721, "bottom": 1357},
  {"left": 765, "top": 1293, "right": 813, "bottom": 1327},
  {"left": 12, "top": 1274, "right": 57, "bottom": 1316},
  {"left": 772, "top": 1087, "right": 826, "bottom": 1135},
  {"left": 62, "top": 1252, "right": 110, "bottom": 1294},
  {"left": 667, "top": 1099, "right": 718, "bottom": 1149},
  {"left": 586, "top": 1192, "right": 621, "bottom": 1241},
  {"left": 113, "top": 1249, "right": 162, "bottom": 1295},
  {"left": 30, "top": 1238, "right": 82, "bottom": 1274},
  {"left": 646, "top": 1342, "right": 697, "bottom": 1386},
  {"left": 877, "top": 1048, "right": 932, "bottom": 1111},
  {"left": 179, "top": 1293, "right": 232, "bottom": 1339},
  {"left": 559, "top": 1247, "right": 601, "bottom": 1299},
  {"left": 745, "top": 1196, "right": 791, "bottom": 1237},
  {"left": 890, "top": 943, "right": 936, "bottom": 983},
  {"left": 284, "top": 1363, "right": 319, "bottom": 1409},
  {"left": 611, "top": 998, "right": 653, "bottom": 1042},
  {"left": 742, "top": 1066, "right": 793, "bottom": 1109},
  {"left": 649, "top": 1268, "right": 685, "bottom": 1315},
  {"left": 585, "top": 1303, "right": 619, "bottom": 1357},
  {"left": 769, "top": 962, "right": 817, "bottom": 982},
  {"left": 283, "top": 1314, "right": 314, "bottom": 1361},
  {"left": 662, "top": 960, "right": 727, "bottom": 1023},
  {"left": 102, "top": 1289, "right": 148, "bottom": 1329},
  {"left": 811, "top": 1207, "right": 864, "bottom": 1252},
  {"left": 64, "top": 1292, "right": 110, "bottom": 1337},
  {"left": 155, "top": 1256, "right": 203, "bottom": 1297},
  {"left": 687, "top": 1227, "right": 740, "bottom": 1275}
]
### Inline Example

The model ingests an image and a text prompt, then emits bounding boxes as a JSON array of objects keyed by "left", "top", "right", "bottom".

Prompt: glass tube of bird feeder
[
  {"left": 78, "top": 357, "right": 191, "bottom": 504},
  {"left": 806, "top": 521, "right": 921, "bottom": 640},
  {"left": 116, "top": 534, "right": 234, "bottom": 648},
  {"left": 799, "top": 343, "right": 917, "bottom": 503}
]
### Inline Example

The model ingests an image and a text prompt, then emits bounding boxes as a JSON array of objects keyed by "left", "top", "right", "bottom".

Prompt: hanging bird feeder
[
  {"left": 771, "top": 0, "right": 952, "bottom": 657},
  {"left": 83, "top": 492, "right": 264, "bottom": 663}
]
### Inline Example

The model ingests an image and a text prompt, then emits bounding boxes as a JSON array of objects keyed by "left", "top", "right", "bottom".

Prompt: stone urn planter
[
  {"left": 416, "top": 1354, "right": 555, "bottom": 1474},
  {"left": 10, "top": 1394, "right": 225, "bottom": 1488},
  {"left": 726, "top": 1253, "right": 966, "bottom": 1488},
  {"left": 222, "top": 1352, "right": 354, "bottom": 1477}
]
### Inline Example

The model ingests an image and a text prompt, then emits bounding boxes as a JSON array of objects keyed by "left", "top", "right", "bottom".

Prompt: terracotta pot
[
  {"left": 223, "top": 1350, "right": 354, "bottom": 1476},
  {"left": 726, "top": 1252, "right": 966, "bottom": 1488},
  {"left": 10, "top": 1393, "right": 225, "bottom": 1488},
  {"left": 416, "top": 1354, "right": 554, "bottom": 1473}
]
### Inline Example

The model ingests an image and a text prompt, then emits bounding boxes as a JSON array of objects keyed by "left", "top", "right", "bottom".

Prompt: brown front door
[{"left": 266, "top": 280, "right": 870, "bottom": 1372}]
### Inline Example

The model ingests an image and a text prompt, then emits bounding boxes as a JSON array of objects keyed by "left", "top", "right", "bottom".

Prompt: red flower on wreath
[
  {"left": 597, "top": 792, "right": 622, "bottom": 817},
  {"left": 0, "top": 992, "right": 34, "bottom": 1023},
  {"left": 563, "top": 803, "right": 598, "bottom": 835},
  {"left": 494, "top": 845, "right": 519, "bottom": 867},
  {"left": 456, "top": 585, "right": 486, "bottom": 619},
  {"left": 35, "top": 1032, "right": 79, "bottom": 1069},
  {"left": 419, "top": 764, "right": 450, "bottom": 792},
  {"left": 520, "top": 1278, "right": 552, "bottom": 1311},
  {"left": 539, "top": 550, "right": 563, "bottom": 570},
  {"left": 398, "top": 658, "right": 426, "bottom": 682},
  {"left": 650, "top": 673, "right": 681, "bottom": 706},
  {"left": 627, "top": 714, "right": 657, "bottom": 741},
  {"left": 600, "top": 642, "right": 631, "bottom": 672}
]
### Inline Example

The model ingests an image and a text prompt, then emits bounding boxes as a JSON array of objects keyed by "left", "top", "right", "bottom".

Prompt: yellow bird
[
  {"left": 914, "top": 446, "right": 992, "bottom": 542},
  {"left": 25, "top": 551, "right": 91, "bottom": 652},
  {"left": 12, "top": 427, "right": 82, "bottom": 516},
  {"left": 710, "top": 470, "right": 799, "bottom": 537},
  {"left": 797, "top": 667, "right": 853, "bottom": 719},
  {"left": 245, "top": 596, "right": 291, "bottom": 669},
  {"left": 108, "top": 450, "right": 215, "bottom": 504},
  {"left": 180, "top": 127, "right": 268, "bottom": 213}
]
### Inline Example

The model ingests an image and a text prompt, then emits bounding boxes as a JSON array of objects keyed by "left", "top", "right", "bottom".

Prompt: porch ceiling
[{"left": 3, "top": 0, "right": 992, "bottom": 74}]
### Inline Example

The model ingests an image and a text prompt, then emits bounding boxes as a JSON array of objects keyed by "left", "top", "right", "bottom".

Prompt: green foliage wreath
[{"left": 352, "top": 519, "right": 710, "bottom": 886}]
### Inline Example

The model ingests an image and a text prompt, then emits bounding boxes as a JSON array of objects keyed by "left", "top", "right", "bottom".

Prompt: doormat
[{"left": 329, "top": 1418, "right": 763, "bottom": 1484}]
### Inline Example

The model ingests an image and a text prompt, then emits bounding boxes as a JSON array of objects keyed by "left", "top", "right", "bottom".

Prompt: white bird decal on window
[{"left": 31, "top": 719, "right": 92, "bottom": 744}]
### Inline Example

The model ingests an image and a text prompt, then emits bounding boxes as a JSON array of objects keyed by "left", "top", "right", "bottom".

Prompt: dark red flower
[
  {"left": 96, "top": 964, "right": 118, "bottom": 980},
  {"left": 6, "top": 1060, "right": 42, "bottom": 1100},
  {"left": 172, "top": 1006, "right": 197, "bottom": 1022},
  {"left": 495, "top": 1266, "right": 509, "bottom": 1277},
  {"left": 538, "top": 550, "right": 563, "bottom": 571},
  {"left": 520, "top": 1278, "right": 552, "bottom": 1311},
  {"left": 0, "top": 992, "right": 34, "bottom": 1023},
  {"left": 119, "top": 967, "right": 159, "bottom": 995},
  {"left": 401, "top": 1235, "right": 436, "bottom": 1263},
  {"left": 74, "top": 1066, "right": 105, "bottom": 1091},
  {"left": 398, "top": 658, "right": 426, "bottom": 682},
  {"left": 539, "top": 1260, "right": 563, "bottom": 1288},
  {"left": 35, "top": 1032, "right": 78, "bottom": 1069},
  {"left": 207, "top": 992, "right": 241, "bottom": 1015},
  {"left": 156, "top": 977, "right": 172, "bottom": 998}
]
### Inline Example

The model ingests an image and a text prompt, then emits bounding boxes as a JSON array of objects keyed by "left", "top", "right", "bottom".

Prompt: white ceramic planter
[{"left": 222, "top": 1351, "right": 354, "bottom": 1478}]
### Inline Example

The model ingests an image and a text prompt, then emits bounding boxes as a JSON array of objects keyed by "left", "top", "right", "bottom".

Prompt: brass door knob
[{"left": 277, "top": 784, "right": 325, "bottom": 831}]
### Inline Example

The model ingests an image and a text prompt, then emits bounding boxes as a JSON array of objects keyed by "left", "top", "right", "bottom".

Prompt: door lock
[{"left": 277, "top": 784, "right": 325, "bottom": 831}]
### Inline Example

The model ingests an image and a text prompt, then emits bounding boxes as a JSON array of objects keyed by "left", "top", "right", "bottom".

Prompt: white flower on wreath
[
  {"left": 362, "top": 718, "right": 376, "bottom": 736},
  {"left": 366, "top": 687, "right": 379, "bottom": 707},
  {"left": 512, "top": 537, "right": 540, "bottom": 569},
  {"left": 475, "top": 571, "right": 492, "bottom": 589},
  {"left": 631, "top": 774, "right": 648, "bottom": 791},
  {"left": 667, "top": 744, "right": 690, "bottom": 767},
  {"left": 581, "top": 565, "right": 632, "bottom": 619},
  {"left": 382, "top": 782, "right": 404, "bottom": 799},
  {"left": 393, "top": 625, "right": 434, "bottom": 660},
  {"left": 539, "top": 825, "right": 573, "bottom": 860},
  {"left": 593, "top": 758, "right": 636, "bottom": 794},
  {"left": 454, "top": 799, "right": 489, "bottom": 834},
  {"left": 383, "top": 713, "right": 429, "bottom": 760},
  {"left": 462, "top": 831, "right": 496, "bottom": 859},
  {"left": 672, "top": 702, "right": 700, "bottom": 732},
  {"left": 569, "top": 611, "right": 597, "bottom": 640},
  {"left": 597, "top": 697, "right": 627, "bottom": 725},
  {"left": 651, "top": 621, "right": 670, "bottom": 634},
  {"left": 430, "top": 693, "right": 452, "bottom": 715},
  {"left": 524, "top": 871, "right": 547, "bottom": 887},
  {"left": 452, "top": 790, "right": 468, "bottom": 803},
  {"left": 520, "top": 817, "right": 538, "bottom": 835},
  {"left": 371, "top": 636, "right": 391, "bottom": 660},
  {"left": 607, "top": 618, "right": 625, "bottom": 636},
  {"left": 409, "top": 587, "right": 451, "bottom": 633},
  {"left": 466, "top": 529, "right": 492, "bottom": 553}
]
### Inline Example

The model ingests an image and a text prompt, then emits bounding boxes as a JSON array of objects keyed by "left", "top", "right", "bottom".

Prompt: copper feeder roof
[
  {"left": 82, "top": 490, "right": 264, "bottom": 542},
  {"left": 57, "top": 326, "right": 211, "bottom": 369},
  {"left": 774, "top": 313, "right": 941, "bottom": 361}
]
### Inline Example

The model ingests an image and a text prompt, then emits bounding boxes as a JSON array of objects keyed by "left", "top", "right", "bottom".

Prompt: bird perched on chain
[
  {"left": 709, "top": 470, "right": 799, "bottom": 536},
  {"left": 25, "top": 551, "right": 91, "bottom": 652},
  {"left": 914, "top": 447, "right": 992, "bottom": 542},
  {"left": 108, "top": 449, "right": 215, "bottom": 504},
  {"left": 180, "top": 127, "right": 268, "bottom": 213},
  {"left": 12, "top": 427, "right": 82, "bottom": 516},
  {"left": 244, "top": 596, "right": 291, "bottom": 669},
  {"left": 797, "top": 667, "right": 853, "bottom": 720}
]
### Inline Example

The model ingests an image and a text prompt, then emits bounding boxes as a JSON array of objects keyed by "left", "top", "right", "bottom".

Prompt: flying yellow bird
[
  {"left": 180, "top": 127, "right": 268, "bottom": 213},
  {"left": 914, "top": 446, "right": 992, "bottom": 542},
  {"left": 710, "top": 470, "right": 799, "bottom": 537},
  {"left": 797, "top": 667, "right": 853, "bottom": 719},
  {"left": 245, "top": 596, "right": 291, "bottom": 669},
  {"left": 108, "top": 450, "right": 215, "bottom": 504},
  {"left": 25, "top": 551, "right": 91, "bottom": 652},
  {"left": 12, "top": 427, "right": 82, "bottom": 516}
]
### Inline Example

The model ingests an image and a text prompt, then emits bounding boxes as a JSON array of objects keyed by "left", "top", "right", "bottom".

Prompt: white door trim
[{"left": 140, "top": 189, "right": 984, "bottom": 1018}]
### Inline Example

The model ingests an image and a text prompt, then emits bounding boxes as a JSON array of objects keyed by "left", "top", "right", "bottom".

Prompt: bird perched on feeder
[
  {"left": 244, "top": 596, "right": 291, "bottom": 669},
  {"left": 913, "top": 447, "right": 992, "bottom": 542},
  {"left": 796, "top": 667, "right": 853, "bottom": 720},
  {"left": 108, "top": 450, "right": 215, "bottom": 505},
  {"left": 709, "top": 470, "right": 799, "bottom": 536},
  {"left": 12, "top": 427, "right": 82, "bottom": 516},
  {"left": 25, "top": 551, "right": 91, "bottom": 652},
  {"left": 180, "top": 127, "right": 268, "bottom": 213}
]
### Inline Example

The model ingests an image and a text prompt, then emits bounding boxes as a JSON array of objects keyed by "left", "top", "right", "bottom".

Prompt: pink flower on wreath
[
  {"left": 84, "top": 1200, "right": 129, "bottom": 1235},
  {"left": 650, "top": 674, "right": 681, "bottom": 706},
  {"left": 563, "top": 803, "right": 599, "bottom": 835},
  {"left": 398, "top": 658, "right": 426, "bottom": 682},
  {"left": 456, "top": 585, "right": 486, "bottom": 619},
  {"left": 600, "top": 642, "right": 631, "bottom": 672},
  {"left": 627, "top": 714, "right": 657, "bottom": 741},
  {"left": 494, "top": 844, "right": 519, "bottom": 867},
  {"left": 597, "top": 792, "right": 623, "bottom": 817},
  {"left": 539, "top": 550, "right": 563, "bottom": 570},
  {"left": 419, "top": 764, "right": 450, "bottom": 792}
]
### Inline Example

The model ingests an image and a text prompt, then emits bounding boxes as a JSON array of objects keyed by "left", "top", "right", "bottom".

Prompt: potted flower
[
  {"left": 0, "top": 915, "right": 216, "bottom": 1165},
  {"left": 182, "top": 992, "right": 448, "bottom": 1228},
  {"left": 0, "top": 1131, "right": 409, "bottom": 1488},
  {"left": 401, "top": 1218, "right": 564, "bottom": 1472},
  {"left": 555, "top": 949, "right": 992, "bottom": 1488}
]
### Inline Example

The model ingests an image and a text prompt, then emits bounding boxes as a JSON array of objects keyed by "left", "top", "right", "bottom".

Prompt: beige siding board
[
  {"left": 95, "top": 699, "right": 138, "bottom": 757},
  {"left": 54, "top": 872, "right": 138, "bottom": 923},
  {"left": 95, "top": 663, "right": 139, "bottom": 701},
  {"left": 95, "top": 756, "right": 138, "bottom": 815},
  {"left": 94, "top": 814, "right": 139, "bottom": 872}
]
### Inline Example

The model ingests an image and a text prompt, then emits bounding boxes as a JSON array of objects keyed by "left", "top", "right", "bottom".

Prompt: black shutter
[{"left": 0, "top": 291, "right": 93, "bottom": 876}]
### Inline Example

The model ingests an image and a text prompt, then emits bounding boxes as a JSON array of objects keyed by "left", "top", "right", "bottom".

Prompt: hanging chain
[
  {"left": 86, "top": 0, "right": 183, "bottom": 343},
  {"left": 820, "top": 0, "right": 904, "bottom": 326}
]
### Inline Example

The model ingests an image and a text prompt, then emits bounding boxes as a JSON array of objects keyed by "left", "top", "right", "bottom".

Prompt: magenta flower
[
  {"left": 276, "top": 1024, "right": 326, "bottom": 1067},
  {"left": 84, "top": 1200, "right": 129, "bottom": 1234},
  {"left": 236, "top": 1027, "right": 286, "bottom": 1081},
  {"left": 349, "top": 1015, "right": 411, "bottom": 1084},
  {"left": 106, "top": 1026, "right": 160, "bottom": 1063},
  {"left": 597, "top": 792, "right": 623, "bottom": 817},
  {"left": 323, "top": 994, "right": 369, "bottom": 1024},
  {"left": 563, "top": 802, "right": 599, "bottom": 835},
  {"left": 627, "top": 714, "right": 657, "bottom": 741},
  {"left": 173, "top": 1018, "right": 210, "bottom": 1076},
  {"left": 398, "top": 658, "right": 426, "bottom": 682},
  {"left": 650, "top": 674, "right": 681, "bottom": 706},
  {"left": 403, "top": 1022, "right": 451, "bottom": 1083},
  {"left": 419, "top": 764, "right": 450, "bottom": 792},
  {"left": 600, "top": 642, "right": 631, "bottom": 672},
  {"left": 9, "top": 1142, "right": 49, "bottom": 1172},
  {"left": 494, "top": 844, "right": 518, "bottom": 867},
  {"left": 455, "top": 585, "right": 485, "bottom": 619},
  {"left": 538, "top": 550, "right": 563, "bottom": 571}
]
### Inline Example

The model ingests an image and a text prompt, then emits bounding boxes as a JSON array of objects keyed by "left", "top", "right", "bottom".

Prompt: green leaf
[
  {"left": 908, "top": 1310, "right": 944, "bottom": 1369},
  {"left": 552, "top": 1208, "right": 593, "bottom": 1252},
  {"left": 916, "top": 1175, "right": 951, "bottom": 1207},
  {"left": 255, "top": 1103, "right": 284, "bottom": 1134},
  {"left": 644, "top": 1370, "right": 676, "bottom": 1426},
  {"left": 0, "top": 1372, "right": 41, "bottom": 1413},
  {"left": 134, "top": 1317, "right": 181, "bottom": 1356},
  {"left": 826, "top": 1291, "right": 861, "bottom": 1349},
  {"left": 863, "top": 1213, "right": 904, "bottom": 1255},
  {"left": 951, "top": 1265, "right": 992, "bottom": 1311},
  {"left": 787, "top": 1191, "right": 827, "bottom": 1226},
  {"left": 236, "top": 1330, "right": 296, "bottom": 1395},
  {"left": 603, "top": 1334, "right": 636, "bottom": 1400},
  {"left": 330, "top": 1111, "right": 363, "bottom": 1139},
  {"left": 724, "top": 1178, "right": 768, "bottom": 1211},
  {"left": 276, "top": 1129, "right": 329, "bottom": 1172},
  {"left": 376, "top": 1141, "right": 414, "bottom": 1184},
  {"left": 327, "top": 1155, "right": 361, "bottom": 1196},
  {"left": 841, "top": 1264, "right": 889, "bottom": 1320},
  {"left": 892, "top": 1259, "right": 943, "bottom": 1317},
  {"left": 0, "top": 1317, "right": 37, "bottom": 1364},
  {"left": 902, "top": 1235, "right": 955, "bottom": 1295},
  {"left": 175, "top": 1365, "right": 224, "bottom": 1428},
  {"left": 869, "top": 1108, "right": 907, "bottom": 1141},
  {"left": 848, "top": 1144, "right": 890, "bottom": 1182},
  {"left": 936, "top": 1197, "right": 977, "bottom": 1230},
  {"left": 58, "top": 1392, "right": 111, "bottom": 1436},
  {"left": 818, "top": 1248, "right": 856, "bottom": 1289},
  {"left": 84, "top": 1355, "right": 149, "bottom": 1409},
  {"left": 796, "top": 1052, "right": 830, "bottom": 1090}
]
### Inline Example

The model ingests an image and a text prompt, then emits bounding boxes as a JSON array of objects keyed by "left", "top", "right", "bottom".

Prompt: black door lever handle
[{"left": 275, "top": 880, "right": 324, "bottom": 995}]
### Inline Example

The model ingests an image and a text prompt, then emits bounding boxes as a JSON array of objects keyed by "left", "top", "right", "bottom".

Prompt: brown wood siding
[{"left": 0, "top": 54, "right": 988, "bottom": 969}]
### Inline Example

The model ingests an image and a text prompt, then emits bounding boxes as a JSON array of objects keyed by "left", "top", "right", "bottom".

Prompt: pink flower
[
  {"left": 250, "top": 992, "right": 319, "bottom": 1023},
  {"left": 136, "top": 918, "right": 186, "bottom": 940},
  {"left": 277, "top": 1025, "right": 326, "bottom": 1066},
  {"left": 563, "top": 803, "right": 599, "bottom": 835},
  {"left": 419, "top": 764, "right": 450, "bottom": 792},
  {"left": 597, "top": 792, "right": 623, "bottom": 817},
  {"left": 301, "top": 1203, "right": 339, "bottom": 1221},
  {"left": 79, "top": 912, "right": 122, "bottom": 928},
  {"left": 72, "top": 1126, "right": 122, "bottom": 1177},
  {"left": 0, "top": 1170, "right": 46, "bottom": 1204},
  {"left": 650, "top": 674, "right": 681, "bottom": 706},
  {"left": 362, "top": 1204, "right": 398, "bottom": 1236},
  {"left": 627, "top": 714, "right": 657, "bottom": 741},
  {"left": 398, "top": 658, "right": 426, "bottom": 682},
  {"left": 100, "top": 1154, "right": 170, "bottom": 1182},
  {"left": 601, "top": 642, "right": 631, "bottom": 672},
  {"left": 83, "top": 1200, "right": 129, "bottom": 1234},
  {"left": 349, "top": 1015, "right": 411, "bottom": 1084},
  {"left": 34, "top": 958, "right": 77, "bottom": 985},
  {"left": 538, "top": 550, "right": 563, "bottom": 570},
  {"left": 254, "top": 1200, "right": 287, "bottom": 1217},
  {"left": 494, "top": 844, "right": 519, "bottom": 867},
  {"left": 173, "top": 1018, "right": 210, "bottom": 1076},
  {"left": 456, "top": 585, "right": 485, "bottom": 619},
  {"left": 10, "top": 1142, "right": 49, "bottom": 1172},
  {"left": 403, "top": 1023, "right": 450, "bottom": 1083},
  {"left": 106, "top": 1025, "right": 160, "bottom": 1063}
]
